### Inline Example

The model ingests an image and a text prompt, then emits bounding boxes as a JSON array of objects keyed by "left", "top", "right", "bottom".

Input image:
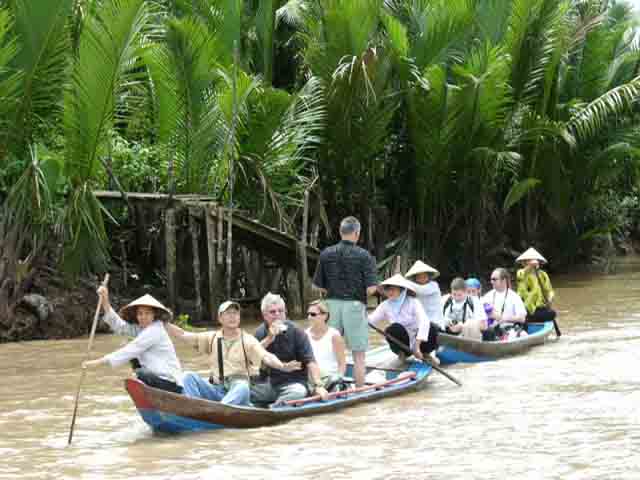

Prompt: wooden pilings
[
  {"left": 205, "top": 204, "right": 219, "bottom": 320},
  {"left": 165, "top": 208, "right": 177, "bottom": 311},
  {"left": 162, "top": 200, "right": 319, "bottom": 320},
  {"left": 188, "top": 207, "right": 203, "bottom": 322}
]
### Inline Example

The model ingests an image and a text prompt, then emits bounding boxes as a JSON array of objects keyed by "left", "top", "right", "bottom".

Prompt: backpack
[{"left": 442, "top": 296, "right": 474, "bottom": 324}]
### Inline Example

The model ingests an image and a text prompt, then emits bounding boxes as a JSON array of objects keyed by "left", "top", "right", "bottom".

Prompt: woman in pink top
[{"left": 369, "top": 274, "right": 437, "bottom": 362}]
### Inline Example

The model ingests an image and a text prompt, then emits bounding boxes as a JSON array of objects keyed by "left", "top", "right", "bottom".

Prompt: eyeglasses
[{"left": 307, "top": 311, "right": 325, "bottom": 317}]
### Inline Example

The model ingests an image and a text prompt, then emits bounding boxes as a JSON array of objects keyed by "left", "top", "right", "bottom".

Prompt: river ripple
[{"left": 1, "top": 261, "right": 639, "bottom": 479}]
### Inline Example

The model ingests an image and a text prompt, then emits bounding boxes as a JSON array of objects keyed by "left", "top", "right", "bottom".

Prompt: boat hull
[
  {"left": 436, "top": 321, "right": 555, "bottom": 365},
  {"left": 125, "top": 361, "right": 431, "bottom": 434}
]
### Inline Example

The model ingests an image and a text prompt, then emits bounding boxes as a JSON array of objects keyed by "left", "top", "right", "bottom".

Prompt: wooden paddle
[
  {"left": 67, "top": 274, "right": 109, "bottom": 445},
  {"left": 285, "top": 371, "right": 417, "bottom": 406},
  {"left": 368, "top": 323, "right": 462, "bottom": 387}
]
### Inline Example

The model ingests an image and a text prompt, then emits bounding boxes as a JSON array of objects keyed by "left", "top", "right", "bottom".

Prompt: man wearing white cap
[
  {"left": 405, "top": 260, "right": 444, "bottom": 329},
  {"left": 516, "top": 247, "right": 557, "bottom": 326},
  {"left": 83, "top": 286, "right": 183, "bottom": 393},
  {"left": 167, "top": 300, "right": 302, "bottom": 406},
  {"left": 368, "top": 274, "right": 437, "bottom": 363}
]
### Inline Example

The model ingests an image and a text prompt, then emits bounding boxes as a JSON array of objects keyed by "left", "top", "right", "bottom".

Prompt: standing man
[{"left": 313, "top": 216, "right": 378, "bottom": 387}]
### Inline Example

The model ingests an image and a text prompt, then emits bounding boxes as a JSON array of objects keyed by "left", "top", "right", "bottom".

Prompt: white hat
[
  {"left": 516, "top": 247, "right": 547, "bottom": 264},
  {"left": 218, "top": 300, "right": 240, "bottom": 315},
  {"left": 119, "top": 294, "right": 173, "bottom": 323},
  {"left": 381, "top": 274, "right": 416, "bottom": 294},
  {"left": 405, "top": 260, "right": 440, "bottom": 279}
]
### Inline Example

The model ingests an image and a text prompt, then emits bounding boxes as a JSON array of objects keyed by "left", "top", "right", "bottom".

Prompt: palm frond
[
  {"left": 7, "top": 0, "right": 73, "bottom": 157},
  {"left": 0, "top": 8, "right": 22, "bottom": 159},
  {"left": 62, "top": 0, "right": 154, "bottom": 276},
  {"left": 567, "top": 75, "right": 640, "bottom": 144}
]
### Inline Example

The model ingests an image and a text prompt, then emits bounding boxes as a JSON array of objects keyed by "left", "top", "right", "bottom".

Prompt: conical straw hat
[
  {"left": 119, "top": 294, "right": 173, "bottom": 323},
  {"left": 381, "top": 274, "right": 416, "bottom": 294},
  {"left": 405, "top": 260, "right": 440, "bottom": 279},
  {"left": 516, "top": 247, "right": 547, "bottom": 264}
]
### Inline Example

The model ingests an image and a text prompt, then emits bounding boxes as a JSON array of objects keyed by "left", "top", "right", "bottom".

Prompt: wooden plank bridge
[{"left": 94, "top": 191, "right": 320, "bottom": 320}]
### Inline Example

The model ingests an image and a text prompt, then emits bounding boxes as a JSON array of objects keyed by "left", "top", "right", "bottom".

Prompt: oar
[
  {"left": 67, "top": 274, "right": 109, "bottom": 446},
  {"left": 368, "top": 323, "right": 462, "bottom": 387}
]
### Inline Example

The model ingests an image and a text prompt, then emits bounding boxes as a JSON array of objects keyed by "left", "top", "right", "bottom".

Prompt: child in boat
[
  {"left": 465, "top": 277, "right": 482, "bottom": 299},
  {"left": 82, "top": 286, "right": 183, "bottom": 394},
  {"left": 368, "top": 274, "right": 439, "bottom": 364},
  {"left": 305, "top": 299, "right": 347, "bottom": 391},
  {"left": 443, "top": 277, "right": 488, "bottom": 341},
  {"left": 405, "top": 260, "right": 445, "bottom": 329}
]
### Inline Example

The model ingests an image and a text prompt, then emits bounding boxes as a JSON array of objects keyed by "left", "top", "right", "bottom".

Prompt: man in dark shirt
[
  {"left": 251, "top": 292, "right": 329, "bottom": 406},
  {"left": 313, "top": 216, "right": 378, "bottom": 387}
]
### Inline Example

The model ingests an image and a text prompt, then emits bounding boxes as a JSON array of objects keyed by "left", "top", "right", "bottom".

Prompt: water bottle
[{"left": 483, "top": 303, "right": 494, "bottom": 327}]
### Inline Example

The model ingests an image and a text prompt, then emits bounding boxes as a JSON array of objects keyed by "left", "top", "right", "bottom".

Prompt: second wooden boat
[{"left": 436, "top": 321, "right": 555, "bottom": 365}]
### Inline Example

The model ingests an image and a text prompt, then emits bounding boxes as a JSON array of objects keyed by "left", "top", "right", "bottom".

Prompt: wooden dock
[{"left": 94, "top": 191, "right": 319, "bottom": 321}]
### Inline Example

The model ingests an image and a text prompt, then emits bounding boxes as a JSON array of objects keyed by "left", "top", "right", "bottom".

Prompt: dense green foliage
[{"left": 1, "top": 0, "right": 640, "bottom": 280}]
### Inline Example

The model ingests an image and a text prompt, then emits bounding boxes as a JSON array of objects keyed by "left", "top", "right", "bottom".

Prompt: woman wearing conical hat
[
  {"left": 516, "top": 247, "right": 557, "bottom": 324},
  {"left": 405, "top": 260, "right": 445, "bottom": 329},
  {"left": 368, "top": 274, "right": 439, "bottom": 364},
  {"left": 82, "top": 286, "right": 183, "bottom": 393}
]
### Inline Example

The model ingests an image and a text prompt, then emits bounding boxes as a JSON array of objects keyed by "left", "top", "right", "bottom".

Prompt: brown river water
[{"left": 1, "top": 259, "right": 639, "bottom": 479}]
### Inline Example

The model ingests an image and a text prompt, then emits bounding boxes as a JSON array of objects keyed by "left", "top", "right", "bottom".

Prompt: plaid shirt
[{"left": 313, "top": 240, "right": 377, "bottom": 303}]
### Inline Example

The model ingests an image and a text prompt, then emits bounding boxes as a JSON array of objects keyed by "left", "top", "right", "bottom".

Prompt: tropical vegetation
[{"left": 2, "top": 0, "right": 640, "bottom": 317}]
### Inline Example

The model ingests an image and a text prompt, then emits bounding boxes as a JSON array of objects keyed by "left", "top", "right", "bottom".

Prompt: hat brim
[
  {"left": 405, "top": 261, "right": 440, "bottom": 279},
  {"left": 118, "top": 294, "right": 173, "bottom": 323}
]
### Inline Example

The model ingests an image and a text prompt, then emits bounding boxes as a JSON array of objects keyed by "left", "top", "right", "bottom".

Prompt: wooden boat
[
  {"left": 125, "top": 361, "right": 431, "bottom": 434},
  {"left": 436, "top": 321, "right": 555, "bottom": 365}
]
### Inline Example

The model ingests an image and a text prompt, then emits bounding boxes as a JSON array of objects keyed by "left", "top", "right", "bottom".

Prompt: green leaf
[{"left": 503, "top": 178, "right": 541, "bottom": 212}]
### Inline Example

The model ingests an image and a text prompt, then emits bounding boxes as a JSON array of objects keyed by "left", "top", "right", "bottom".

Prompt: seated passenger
[
  {"left": 305, "top": 299, "right": 347, "bottom": 390},
  {"left": 465, "top": 277, "right": 482, "bottom": 299},
  {"left": 443, "top": 277, "right": 488, "bottom": 340},
  {"left": 252, "top": 293, "right": 329, "bottom": 406},
  {"left": 516, "top": 247, "right": 557, "bottom": 324},
  {"left": 82, "top": 286, "right": 183, "bottom": 394},
  {"left": 481, "top": 268, "right": 527, "bottom": 340},
  {"left": 369, "top": 274, "right": 439, "bottom": 364},
  {"left": 167, "top": 301, "right": 300, "bottom": 406},
  {"left": 405, "top": 260, "right": 445, "bottom": 329}
]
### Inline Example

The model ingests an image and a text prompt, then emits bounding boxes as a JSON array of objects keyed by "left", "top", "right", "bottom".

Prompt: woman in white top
[
  {"left": 306, "top": 299, "right": 346, "bottom": 390},
  {"left": 405, "top": 260, "right": 444, "bottom": 329},
  {"left": 82, "top": 286, "right": 183, "bottom": 393},
  {"left": 481, "top": 268, "right": 528, "bottom": 340}
]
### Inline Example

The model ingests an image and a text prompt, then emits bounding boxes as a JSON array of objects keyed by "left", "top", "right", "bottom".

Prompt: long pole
[
  {"left": 368, "top": 322, "right": 462, "bottom": 387},
  {"left": 68, "top": 274, "right": 109, "bottom": 445}
]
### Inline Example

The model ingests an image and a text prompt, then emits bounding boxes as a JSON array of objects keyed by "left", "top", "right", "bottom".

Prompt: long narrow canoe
[
  {"left": 125, "top": 361, "right": 431, "bottom": 434},
  {"left": 436, "top": 321, "right": 555, "bottom": 365}
]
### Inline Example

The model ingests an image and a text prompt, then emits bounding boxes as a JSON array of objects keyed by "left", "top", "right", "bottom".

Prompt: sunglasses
[{"left": 307, "top": 311, "right": 326, "bottom": 317}]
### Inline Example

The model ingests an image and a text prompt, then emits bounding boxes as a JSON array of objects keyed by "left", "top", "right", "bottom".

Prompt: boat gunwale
[
  {"left": 125, "top": 362, "right": 431, "bottom": 430},
  {"left": 436, "top": 321, "right": 555, "bottom": 358}
]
